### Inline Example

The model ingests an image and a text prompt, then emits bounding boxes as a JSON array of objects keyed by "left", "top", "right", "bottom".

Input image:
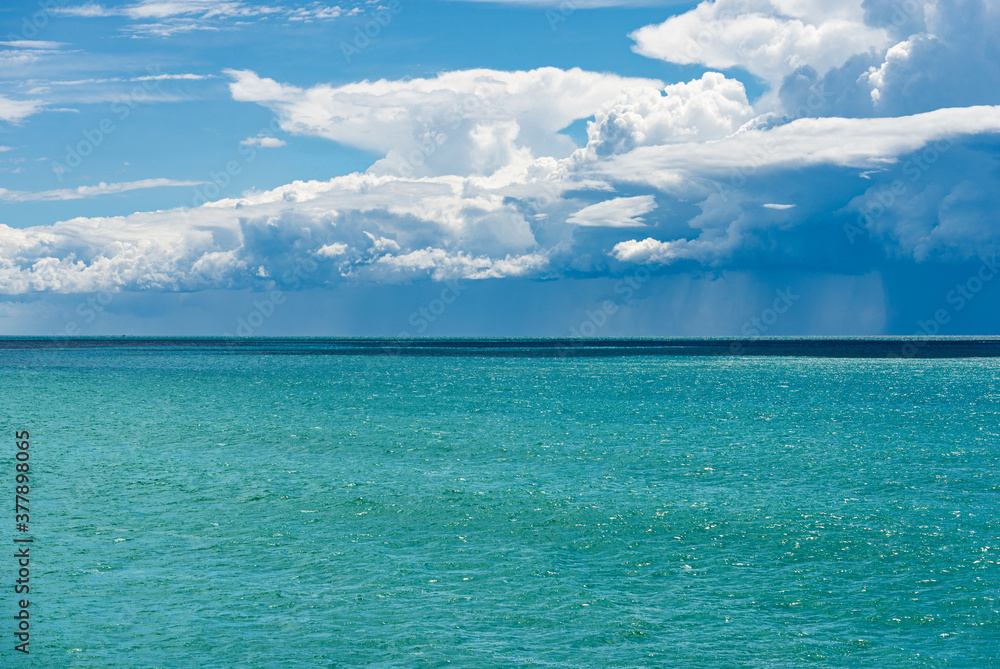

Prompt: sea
[{"left": 1, "top": 338, "right": 998, "bottom": 667}]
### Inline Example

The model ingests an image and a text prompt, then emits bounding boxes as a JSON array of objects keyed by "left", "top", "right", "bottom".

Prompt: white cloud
[
  {"left": 54, "top": 0, "right": 345, "bottom": 36},
  {"left": 630, "top": 0, "right": 891, "bottom": 89},
  {"left": 610, "top": 237, "right": 684, "bottom": 263},
  {"left": 132, "top": 73, "right": 214, "bottom": 81},
  {"left": 567, "top": 195, "right": 656, "bottom": 227},
  {"left": 121, "top": 0, "right": 259, "bottom": 19},
  {"left": 124, "top": 19, "right": 223, "bottom": 37},
  {"left": 596, "top": 105, "right": 1000, "bottom": 188},
  {"left": 862, "top": 2, "right": 1000, "bottom": 115},
  {"left": 367, "top": 248, "right": 549, "bottom": 282},
  {"left": 226, "top": 67, "right": 663, "bottom": 177},
  {"left": 584, "top": 72, "right": 754, "bottom": 156},
  {"left": 240, "top": 135, "right": 286, "bottom": 148},
  {"left": 0, "top": 96, "right": 43, "bottom": 123},
  {"left": 0, "top": 49, "right": 42, "bottom": 69},
  {"left": 0, "top": 178, "right": 206, "bottom": 202},
  {"left": 0, "top": 207, "right": 242, "bottom": 293},
  {"left": 610, "top": 222, "right": 743, "bottom": 266},
  {"left": 363, "top": 232, "right": 401, "bottom": 254},
  {"left": 0, "top": 41, "right": 67, "bottom": 50},
  {"left": 0, "top": 94, "right": 997, "bottom": 294},
  {"left": 53, "top": 3, "right": 115, "bottom": 17},
  {"left": 0, "top": 170, "right": 554, "bottom": 293},
  {"left": 448, "top": 0, "right": 685, "bottom": 5},
  {"left": 686, "top": 0, "right": 1000, "bottom": 118},
  {"left": 287, "top": 5, "right": 347, "bottom": 21},
  {"left": 598, "top": 105, "right": 1000, "bottom": 267},
  {"left": 2, "top": 17, "right": 998, "bottom": 302},
  {"left": 867, "top": 38, "right": 914, "bottom": 106},
  {"left": 316, "top": 242, "right": 348, "bottom": 257}
]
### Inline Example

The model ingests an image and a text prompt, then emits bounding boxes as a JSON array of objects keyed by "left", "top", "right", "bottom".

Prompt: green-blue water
[{"left": 2, "top": 344, "right": 998, "bottom": 667}]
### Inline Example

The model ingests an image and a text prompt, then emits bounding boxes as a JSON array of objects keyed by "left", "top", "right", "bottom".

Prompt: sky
[{"left": 0, "top": 0, "right": 998, "bottom": 336}]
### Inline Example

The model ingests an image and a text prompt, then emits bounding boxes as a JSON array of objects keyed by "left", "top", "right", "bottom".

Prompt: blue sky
[{"left": 1, "top": 0, "right": 998, "bottom": 336}]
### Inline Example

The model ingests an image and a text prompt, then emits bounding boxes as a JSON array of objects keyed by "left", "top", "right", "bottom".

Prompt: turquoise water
[{"left": 2, "top": 346, "right": 999, "bottom": 667}]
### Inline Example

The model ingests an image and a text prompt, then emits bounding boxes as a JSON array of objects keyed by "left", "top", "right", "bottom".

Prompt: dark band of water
[{"left": 1, "top": 337, "right": 999, "bottom": 357}]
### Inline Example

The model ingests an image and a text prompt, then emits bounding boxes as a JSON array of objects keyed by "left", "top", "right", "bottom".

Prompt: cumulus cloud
[
  {"left": 609, "top": 198, "right": 747, "bottom": 266},
  {"left": 316, "top": 242, "right": 348, "bottom": 257},
  {"left": 4, "top": 7, "right": 1000, "bottom": 300},
  {"left": 0, "top": 206, "right": 242, "bottom": 293},
  {"left": 864, "top": 1, "right": 1000, "bottom": 115},
  {"left": 6, "top": 97, "right": 997, "bottom": 293},
  {"left": 629, "top": 0, "right": 1000, "bottom": 121},
  {"left": 610, "top": 237, "right": 684, "bottom": 263},
  {"left": 240, "top": 135, "right": 286, "bottom": 148},
  {"left": 584, "top": 72, "right": 754, "bottom": 157},
  {"left": 844, "top": 142, "right": 1000, "bottom": 263},
  {"left": 769, "top": 0, "right": 1000, "bottom": 118},
  {"left": 367, "top": 248, "right": 550, "bottom": 282},
  {"left": 226, "top": 67, "right": 662, "bottom": 177},
  {"left": 1, "top": 0, "right": 996, "bottom": 338},
  {"left": 0, "top": 169, "right": 557, "bottom": 293},
  {"left": 630, "top": 0, "right": 891, "bottom": 90}
]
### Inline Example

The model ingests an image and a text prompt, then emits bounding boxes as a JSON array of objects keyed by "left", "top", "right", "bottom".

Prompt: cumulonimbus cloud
[
  {"left": 225, "top": 67, "right": 663, "bottom": 177},
  {"left": 5, "top": 0, "right": 1000, "bottom": 298}
]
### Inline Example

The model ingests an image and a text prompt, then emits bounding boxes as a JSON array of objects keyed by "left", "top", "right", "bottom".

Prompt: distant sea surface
[{"left": 2, "top": 338, "right": 998, "bottom": 667}]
